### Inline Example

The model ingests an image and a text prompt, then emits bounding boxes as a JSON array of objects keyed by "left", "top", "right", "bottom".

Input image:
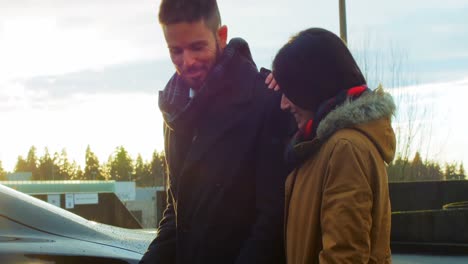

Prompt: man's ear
[{"left": 217, "top": 25, "right": 228, "bottom": 49}]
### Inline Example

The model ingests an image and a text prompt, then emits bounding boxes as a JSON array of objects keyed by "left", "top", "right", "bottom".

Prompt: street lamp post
[{"left": 339, "top": 0, "right": 348, "bottom": 44}]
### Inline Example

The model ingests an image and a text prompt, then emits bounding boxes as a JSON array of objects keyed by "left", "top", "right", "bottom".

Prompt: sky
[{"left": 0, "top": 0, "right": 467, "bottom": 171}]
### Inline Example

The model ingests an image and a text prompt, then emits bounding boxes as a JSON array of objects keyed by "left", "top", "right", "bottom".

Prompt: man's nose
[
  {"left": 183, "top": 51, "right": 196, "bottom": 68},
  {"left": 280, "top": 94, "right": 290, "bottom": 111}
]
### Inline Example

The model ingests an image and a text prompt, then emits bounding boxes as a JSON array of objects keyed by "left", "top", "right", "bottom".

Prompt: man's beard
[{"left": 184, "top": 36, "right": 223, "bottom": 90}]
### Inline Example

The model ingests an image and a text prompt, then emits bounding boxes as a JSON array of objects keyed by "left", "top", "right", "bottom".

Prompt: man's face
[
  {"left": 163, "top": 20, "right": 227, "bottom": 90},
  {"left": 280, "top": 94, "right": 314, "bottom": 131}
]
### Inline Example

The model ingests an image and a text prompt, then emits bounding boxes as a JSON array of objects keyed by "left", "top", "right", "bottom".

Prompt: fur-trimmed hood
[
  {"left": 317, "top": 87, "right": 395, "bottom": 139},
  {"left": 296, "top": 87, "right": 396, "bottom": 163}
]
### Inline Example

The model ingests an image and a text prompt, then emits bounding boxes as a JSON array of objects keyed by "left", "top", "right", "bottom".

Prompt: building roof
[{"left": 0, "top": 180, "right": 116, "bottom": 194}]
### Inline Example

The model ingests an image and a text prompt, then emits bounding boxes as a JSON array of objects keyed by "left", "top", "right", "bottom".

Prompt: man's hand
[{"left": 265, "top": 73, "right": 280, "bottom": 91}]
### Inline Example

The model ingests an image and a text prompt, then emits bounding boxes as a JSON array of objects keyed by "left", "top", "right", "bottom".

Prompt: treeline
[
  {"left": 387, "top": 152, "right": 465, "bottom": 182},
  {"left": 0, "top": 147, "right": 465, "bottom": 184},
  {"left": 0, "top": 146, "right": 165, "bottom": 187}
]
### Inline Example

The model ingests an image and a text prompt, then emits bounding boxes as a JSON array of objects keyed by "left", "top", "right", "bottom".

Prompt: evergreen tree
[
  {"left": 387, "top": 156, "right": 408, "bottom": 182},
  {"left": 75, "top": 165, "right": 84, "bottom": 180},
  {"left": 411, "top": 152, "right": 424, "bottom": 181},
  {"left": 37, "top": 148, "right": 59, "bottom": 181},
  {"left": 84, "top": 145, "right": 104, "bottom": 180},
  {"left": 109, "top": 146, "right": 134, "bottom": 181},
  {"left": 14, "top": 156, "right": 28, "bottom": 173},
  {"left": 150, "top": 151, "right": 166, "bottom": 187},
  {"left": 26, "top": 146, "right": 39, "bottom": 178},
  {"left": 387, "top": 155, "right": 445, "bottom": 182},
  {"left": 101, "top": 156, "right": 113, "bottom": 181},
  {"left": 425, "top": 161, "right": 444, "bottom": 181},
  {"left": 135, "top": 154, "right": 152, "bottom": 186},
  {"left": 68, "top": 161, "right": 82, "bottom": 180},
  {"left": 445, "top": 162, "right": 458, "bottom": 180},
  {"left": 458, "top": 163, "right": 466, "bottom": 180},
  {"left": 56, "top": 149, "right": 73, "bottom": 180}
]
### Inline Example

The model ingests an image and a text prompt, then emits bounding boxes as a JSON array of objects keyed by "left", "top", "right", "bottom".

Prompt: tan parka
[{"left": 285, "top": 88, "right": 396, "bottom": 264}]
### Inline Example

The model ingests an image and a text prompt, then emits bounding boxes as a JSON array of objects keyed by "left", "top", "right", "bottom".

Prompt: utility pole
[{"left": 339, "top": 0, "right": 348, "bottom": 44}]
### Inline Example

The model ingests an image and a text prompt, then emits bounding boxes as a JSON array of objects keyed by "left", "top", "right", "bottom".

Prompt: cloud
[
  {"left": 386, "top": 77, "right": 468, "bottom": 165},
  {"left": 0, "top": 80, "right": 50, "bottom": 113},
  {"left": 388, "top": 78, "right": 468, "bottom": 101},
  {"left": 347, "top": 3, "right": 468, "bottom": 84},
  {"left": 0, "top": 0, "right": 166, "bottom": 81},
  {"left": 0, "top": 57, "right": 178, "bottom": 117},
  {"left": 6, "top": 59, "right": 173, "bottom": 103},
  {"left": 2, "top": 0, "right": 468, "bottom": 87}
]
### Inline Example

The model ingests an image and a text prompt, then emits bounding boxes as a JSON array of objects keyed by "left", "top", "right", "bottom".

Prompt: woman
[{"left": 272, "top": 28, "right": 396, "bottom": 263}]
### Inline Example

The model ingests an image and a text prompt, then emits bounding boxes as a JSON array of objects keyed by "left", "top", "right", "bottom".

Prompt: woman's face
[{"left": 280, "top": 94, "right": 314, "bottom": 131}]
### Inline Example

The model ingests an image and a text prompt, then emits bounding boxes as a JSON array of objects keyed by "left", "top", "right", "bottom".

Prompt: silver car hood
[{"left": 0, "top": 184, "right": 155, "bottom": 254}]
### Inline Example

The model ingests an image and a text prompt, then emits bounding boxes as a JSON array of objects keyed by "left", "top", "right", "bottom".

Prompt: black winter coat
[{"left": 140, "top": 40, "right": 292, "bottom": 264}]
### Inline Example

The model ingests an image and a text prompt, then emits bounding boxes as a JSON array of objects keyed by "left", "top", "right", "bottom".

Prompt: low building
[
  {"left": 124, "top": 186, "right": 165, "bottom": 228},
  {"left": 0, "top": 180, "right": 165, "bottom": 229}
]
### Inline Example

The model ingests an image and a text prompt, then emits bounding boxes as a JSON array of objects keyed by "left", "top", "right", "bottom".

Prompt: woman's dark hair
[
  {"left": 273, "top": 28, "right": 366, "bottom": 111},
  {"left": 159, "top": 0, "right": 221, "bottom": 32}
]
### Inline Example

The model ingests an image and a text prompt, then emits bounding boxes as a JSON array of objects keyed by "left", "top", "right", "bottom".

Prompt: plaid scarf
[
  {"left": 159, "top": 38, "right": 254, "bottom": 131},
  {"left": 285, "top": 85, "right": 370, "bottom": 165}
]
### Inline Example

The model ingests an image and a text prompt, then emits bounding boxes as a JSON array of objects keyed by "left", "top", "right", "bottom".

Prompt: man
[{"left": 139, "top": 0, "right": 291, "bottom": 263}]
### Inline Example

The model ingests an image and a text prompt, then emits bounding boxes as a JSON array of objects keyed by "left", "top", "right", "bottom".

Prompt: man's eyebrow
[
  {"left": 168, "top": 40, "right": 208, "bottom": 49},
  {"left": 190, "top": 40, "right": 208, "bottom": 46}
]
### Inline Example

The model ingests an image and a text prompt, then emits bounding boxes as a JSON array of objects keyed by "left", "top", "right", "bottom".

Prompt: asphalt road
[{"left": 393, "top": 254, "right": 468, "bottom": 264}]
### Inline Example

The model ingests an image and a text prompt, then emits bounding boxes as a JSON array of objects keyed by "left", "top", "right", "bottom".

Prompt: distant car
[{"left": 0, "top": 184, "right": 155, "bottom": 264}]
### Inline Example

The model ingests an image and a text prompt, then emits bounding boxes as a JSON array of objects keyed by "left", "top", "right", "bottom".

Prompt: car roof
[{"left": 0, "top": 184, "right": 155, "bottom": 254}]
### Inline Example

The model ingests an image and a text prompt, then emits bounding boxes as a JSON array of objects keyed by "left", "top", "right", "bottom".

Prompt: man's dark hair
[{"left": 159, "top": 0, "right": 222, "bottom": 32}]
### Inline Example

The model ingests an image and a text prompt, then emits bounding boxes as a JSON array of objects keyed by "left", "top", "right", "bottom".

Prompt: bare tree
[{"left": 350, "top": 34, "right": 436, "bottom": 180}]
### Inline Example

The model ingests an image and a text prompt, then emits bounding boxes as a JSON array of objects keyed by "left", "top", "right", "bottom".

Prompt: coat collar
[
  {"left": 177, "top": 55, "right": 258, "bottom": 176},
  {"left": 160, "top": 38, "right": 255, "bottom": 132}
]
